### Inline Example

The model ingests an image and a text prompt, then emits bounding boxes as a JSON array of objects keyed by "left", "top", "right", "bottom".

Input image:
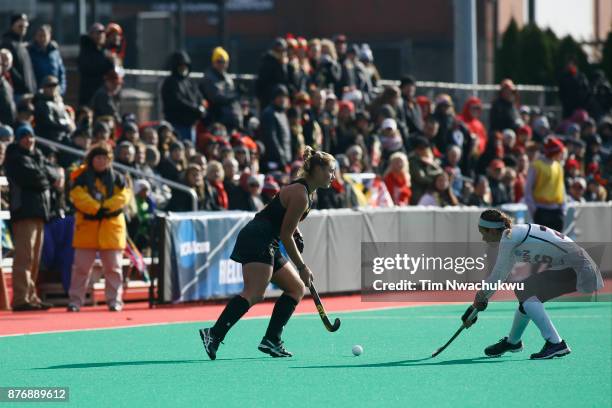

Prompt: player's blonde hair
[{"left": 298, "top": 146, "right": 335, "bottom": 178}]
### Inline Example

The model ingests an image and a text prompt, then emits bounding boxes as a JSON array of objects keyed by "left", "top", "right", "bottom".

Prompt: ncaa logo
[{"left": 177, "top": 220, "right": 210, "bottom": 268}]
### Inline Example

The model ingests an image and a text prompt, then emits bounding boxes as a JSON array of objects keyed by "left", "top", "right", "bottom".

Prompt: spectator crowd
[{"left": 0, "top": 13, "right": 610, "bottom": 311}]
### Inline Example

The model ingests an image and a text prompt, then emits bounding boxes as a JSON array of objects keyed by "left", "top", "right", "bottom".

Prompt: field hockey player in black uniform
[{"left": 199, "top": 147, "right": 336, "bottom": 359}]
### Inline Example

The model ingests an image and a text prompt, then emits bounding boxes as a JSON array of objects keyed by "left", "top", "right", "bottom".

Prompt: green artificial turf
[{"left": 1, "top": 302, "right": 610, "bottom": 408}]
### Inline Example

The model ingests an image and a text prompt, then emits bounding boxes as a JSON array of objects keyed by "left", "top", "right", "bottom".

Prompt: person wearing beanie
[
  {"left": 0, "top": 124, "right": 13, "bottom": 142},
  {"left": 5, "top": 123, "right": 61, "bottom": 311},
  {"left": 261, "top": 176, "right": 280, "bottom": 205},
  {"left": 199, "top": 46, "right": 242, "bottom": 132},
  {"left": 161, "top": 50, "right": 206, "bottom": 143},
  {"left": 255, "top": 37, "right": 290, "bottom": 109},
  {"left": 90, "top": 69, "right": 123, "bottom": 123},
  {"left": 524, "top": 136, "right": 567, "bottom": 232},
  {"left": 1, "top": 13, "right": 36, "bottom": 96},
  {"left": 259, "top": 84, "right": 292, "bottom": 172},
  {"left": 129, "top": 178, "right": 156, "bottom": 253},
  {"left": 77, "top": 22, "right": 115, "bottom": 105},
  {"left": 67, "top": 142, "right": 132, "bottom": 312},
  {"left": 105, "top": 22, "right": 126, "bottom": 65}
]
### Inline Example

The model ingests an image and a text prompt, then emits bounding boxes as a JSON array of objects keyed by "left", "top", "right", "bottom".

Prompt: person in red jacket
[
  {"left": 458, "top": 96, "right": 487, "bottom": 156},
  {"left": 383, "top": 151, "right": 411, "bottom": 206}
]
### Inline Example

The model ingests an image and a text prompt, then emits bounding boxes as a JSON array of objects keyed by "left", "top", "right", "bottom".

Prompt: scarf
[{"left": 211, "top": 180, "right": 228, "bottom": 209}]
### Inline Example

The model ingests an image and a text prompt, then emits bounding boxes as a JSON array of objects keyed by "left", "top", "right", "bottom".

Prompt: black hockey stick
[
  {"left": 309, "top": 283, "right": 341, "bottom": 332},
  {"left": 431, "top": 308, "right": 478, "bottom": 358}
]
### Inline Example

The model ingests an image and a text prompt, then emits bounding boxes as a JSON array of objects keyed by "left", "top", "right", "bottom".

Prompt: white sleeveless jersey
[{"left": 483, "top": 224, "right": 603, "bottom": 298}]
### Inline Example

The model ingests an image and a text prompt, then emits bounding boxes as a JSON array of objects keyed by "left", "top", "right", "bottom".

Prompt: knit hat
[
  {"left": 261, "top": 177, "right": 280, "bottom": 196},
  {"left": 516, "top": 125, "right": 532, "bottom": 138},
  {"left": 134, "top": 179, "right": 151, "bottom": 194},
  {"left": 0, "top": 124, "right": 13, "bottom": 141},
  {"left": 565, "top": 158, "right": 580, "bottom": 171},
  {"left": 15, "top": 124, "right": 34, "bottom": 141},
  {"left": 544, "top": 137, "right": 565, "bottom": 157},
  {"left": 211, "top": 46, "right": 229, "bottom": 63},
  {"left": 272, "top": 84, "right": 289, "bottom": 98}
]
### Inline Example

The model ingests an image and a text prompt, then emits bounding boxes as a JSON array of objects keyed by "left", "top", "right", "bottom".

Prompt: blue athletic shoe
[{"left": 530, "top": 340, "right": 571, "bottom": 360}]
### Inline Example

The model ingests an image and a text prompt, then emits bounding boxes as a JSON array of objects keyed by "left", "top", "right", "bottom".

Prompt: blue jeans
[
  {"left": 41, "top": 216, "right": 75, "bottom": 293},
  {"left": 172, "top": 124, "right": 196, "bottom": 144}
]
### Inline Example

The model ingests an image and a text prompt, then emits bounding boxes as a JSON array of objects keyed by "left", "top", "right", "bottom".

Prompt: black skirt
[{"left": 230, "top": 218, "right": 289, "bottom": 272}]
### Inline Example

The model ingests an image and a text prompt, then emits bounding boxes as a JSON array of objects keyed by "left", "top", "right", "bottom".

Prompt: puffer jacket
[{"left": 70, "top": 164, "right": 131, "bottom": 250}]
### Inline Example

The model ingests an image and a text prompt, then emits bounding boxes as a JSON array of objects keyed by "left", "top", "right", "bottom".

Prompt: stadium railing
[{"left": 116, "top": 68, "right": 561, "bottom": 121}]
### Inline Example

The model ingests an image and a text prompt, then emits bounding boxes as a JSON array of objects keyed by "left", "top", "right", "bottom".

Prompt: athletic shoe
[
  {"left": 66, "top": 304, "right": 80, "bottom": 312},
  {"left": 484, "top": 337, "right": 523, "bottom": 357},
  {"left": 35, "top": 301, "right": 53, "bottom": 310},
  {"left": 108, "top": 304, "right": 123, "bottom": 312},
  {"left": 258, "top": 337, "right": 293, "bottom": 358},
  {"left": 199, "top": 328, "right": 222, "bottom": 360},
  {"left": 12, "top": 303, "right": 41, "bottom": 312},
  {"left": 530, "top": 340, "right": 571, "bottom": 360}
]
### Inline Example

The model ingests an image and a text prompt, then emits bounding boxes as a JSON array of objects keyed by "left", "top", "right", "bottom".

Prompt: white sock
[
  {"left": 522, "top": 296, "right": 562, "bottom": 344},
  {"left": 507, "top": 308, "right": 530, "bottom": 344}
]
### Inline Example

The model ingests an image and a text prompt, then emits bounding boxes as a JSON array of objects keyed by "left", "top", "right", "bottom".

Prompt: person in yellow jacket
[
  {"left": 524, "top": 136, "right": 566, "bottom": 233},
  {"left": 67, "top": 143, "right": 132, "bottom": 312}
]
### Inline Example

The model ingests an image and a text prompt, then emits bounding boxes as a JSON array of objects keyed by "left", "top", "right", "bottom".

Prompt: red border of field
[{"left": 0, "top": 294, "right": 438, "bottom": 337}]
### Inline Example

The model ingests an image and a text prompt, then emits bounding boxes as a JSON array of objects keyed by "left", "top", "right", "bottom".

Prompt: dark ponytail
[{"left": 480, "top": 208, "right": 513, "bottom": 230}]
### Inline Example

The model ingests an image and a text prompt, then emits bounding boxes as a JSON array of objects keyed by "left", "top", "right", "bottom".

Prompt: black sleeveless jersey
[{"left": 254, "top": 178, "right": 313, "bottom": 234}]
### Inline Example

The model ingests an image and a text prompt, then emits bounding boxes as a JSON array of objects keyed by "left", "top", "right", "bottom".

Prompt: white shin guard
[
  {"left": 508, "top": 307, "right": 530, "bottom": 344},
  {"left": 522, "top": 296, "right": 562, "bottom": 344}
]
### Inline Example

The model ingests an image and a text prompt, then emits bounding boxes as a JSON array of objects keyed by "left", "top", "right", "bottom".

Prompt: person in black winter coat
[
  {"left": 255, "top": 38, "right": 290, "bottom": 109},
  {"left": 0, "top": 52, "right": 15, "bottom": 126},
  {"left": 398, "top": 75, "right": 423, "bottom": 135},
  {"left": 489, "top": 79, "right": 522, "bottom": 132},
  {"left": 199, "top": 47, "right": 242, "bottom": 132},
  {"left": 77, "top": 23, "right": 115, "bottom": 106},
  {"left": 558, "top": 60, "right": 590, "bottom": 119},
  {"left": 161, "top": 50, "right": 205, "bottom": 142},
  {"left": 5, "top": 124, "right": 60, "bottom": 311},
  {"left": 222, "top": 157, "right": 250, "bottom": 210},
  {"left": 157, "top": 141, "right": 186, "bottom": 183},
  {"left": 1, "top": 14, "right": 37, "bottom": 97},
  {"left": 259, "top": 84, "right": 292, "bottom": 172},
  {"left": 588, "top": 70, "right": 612, "bottom": 121},
  {"left": 90, "top": 70, "right": 122, "bottom": 123},
  {"left": 33, "top": 75, "right": 74, "bottom": 143}
]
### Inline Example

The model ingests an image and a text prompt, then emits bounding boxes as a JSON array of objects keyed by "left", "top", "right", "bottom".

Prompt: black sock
[
  {"left": 264, "top": 294, "right": 298, "bottom": 343},
  {"left": 211, "top": 295, "right": 250, "bottom": 340}
]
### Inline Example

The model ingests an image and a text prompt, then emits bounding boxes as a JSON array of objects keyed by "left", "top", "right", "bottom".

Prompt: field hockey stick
[
  {"left": 431, "top": 307, "right": 478, "bottom": 358},
  {"left": 309, "top": 282, "right": 341, "bottom": 332}
]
